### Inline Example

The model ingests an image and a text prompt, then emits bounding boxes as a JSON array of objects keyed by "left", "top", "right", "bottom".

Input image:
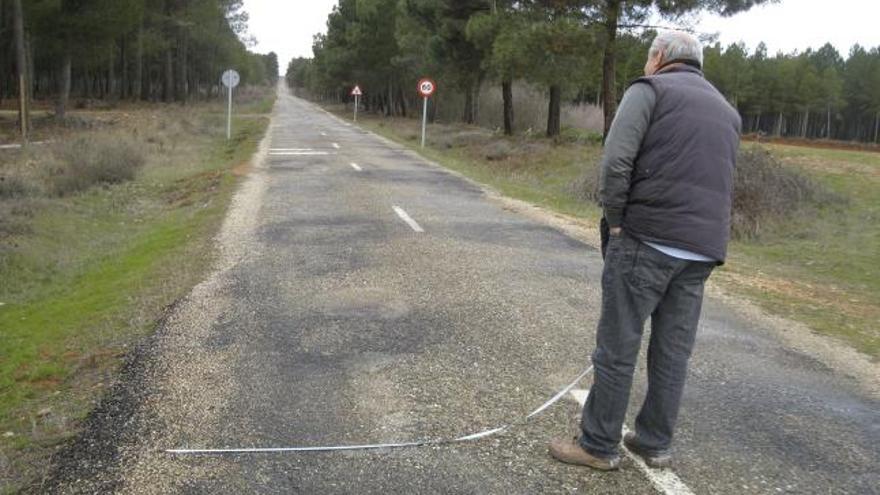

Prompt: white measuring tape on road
[{"left": 167, "top": 365, "right": 593, "bottom": 455}]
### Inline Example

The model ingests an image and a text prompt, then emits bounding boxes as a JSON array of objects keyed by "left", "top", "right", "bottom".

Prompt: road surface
[{"left": 42, "top": 88, "right": 879, "bottom": 494}]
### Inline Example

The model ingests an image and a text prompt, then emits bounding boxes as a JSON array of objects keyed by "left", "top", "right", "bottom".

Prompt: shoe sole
[
  {"left": 623, "top": 438, "right": 672, "bottom": 469},
  {"left": 549, "top": 446, "right": 620, "bottom": 471}
]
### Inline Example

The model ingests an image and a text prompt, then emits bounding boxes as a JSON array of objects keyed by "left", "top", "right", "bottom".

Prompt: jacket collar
[{"left": 655, "top": 60, "right": 703, "bottom": 76}]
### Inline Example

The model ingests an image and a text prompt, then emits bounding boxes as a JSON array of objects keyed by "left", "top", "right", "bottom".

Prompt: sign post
[
  {"left": 418, "top": 78, "right": 436, "bottom": 148},
  {"left": 351, "top": 85, "right": 363, "bottom": 122},
  {"left": 221, "top": 69, "right": 240, "bottom": 140}
]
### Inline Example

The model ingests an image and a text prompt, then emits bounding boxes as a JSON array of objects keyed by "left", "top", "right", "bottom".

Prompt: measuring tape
[{"left": 167, "top": 365, "right": 593, "bottom": 455}]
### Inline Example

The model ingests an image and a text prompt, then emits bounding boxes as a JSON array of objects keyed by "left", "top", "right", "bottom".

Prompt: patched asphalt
[{"left": 39, "top": 88, "right": 879, "bottom": 494}]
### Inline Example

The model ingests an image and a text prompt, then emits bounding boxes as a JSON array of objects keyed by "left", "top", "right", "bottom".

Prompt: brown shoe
[
  {"left": 623, "top": 432, "right": 672, "bottom": 469},
  {"left": 548, "top": 437, "right": 620, "bottom": 471}
]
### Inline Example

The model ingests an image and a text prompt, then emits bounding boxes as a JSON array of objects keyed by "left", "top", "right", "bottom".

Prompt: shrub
[
  {"left": 0, "top": 174, "right": 35, "bottom": 199},
  {"left": 732, "top": 146, "right": 841, "bottom": 239},
  {"left": 482, "top": 141, "right": 514, "bottom": 161},
  {"left": 48, "top": 135, "right": 146, "bottom": 196},
  {"left": 568, "top": 146, "right": 841, "bottom": 240}
]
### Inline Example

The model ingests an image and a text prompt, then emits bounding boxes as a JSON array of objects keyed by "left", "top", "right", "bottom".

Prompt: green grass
[
  {"left": 0, "top": 90, "right": 273, "bottom": 489},
  {"left": 720, "top": 143, "right": 880, "bottom": 357},
  {"left": 334, "top": 106, "right": 879, "bottom": 360}
]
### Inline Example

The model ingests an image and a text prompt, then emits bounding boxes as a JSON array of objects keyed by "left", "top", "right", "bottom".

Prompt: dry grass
[
  {"left": 47, "top": 135, "right": 146, "bottom": 196},
  {"left": 433, "top": 82, "right": 603, "bottom": 134},
  {"left": 733, "top": 146, "right": 842, "bottom": 239},
  {"left": 0, "top": 85, "right": 275, "bottom": 492}
]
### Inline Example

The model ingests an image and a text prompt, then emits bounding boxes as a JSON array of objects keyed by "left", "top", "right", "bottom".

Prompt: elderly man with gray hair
[{"left": 549, "top": 31, "right": 741, "bottom": 470}]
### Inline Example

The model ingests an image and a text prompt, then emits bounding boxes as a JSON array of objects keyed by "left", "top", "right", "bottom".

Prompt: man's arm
[{"left": 598, "top": 83, "right": 656, "bottom": 233}]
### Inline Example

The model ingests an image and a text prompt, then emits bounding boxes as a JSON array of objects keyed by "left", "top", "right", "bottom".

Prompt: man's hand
[{"left": 610, "top": 227, "right": 622, "bottom": 237}]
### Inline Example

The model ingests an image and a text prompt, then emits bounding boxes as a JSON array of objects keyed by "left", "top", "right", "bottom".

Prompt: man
[{"left": 549, "top": 31, "right": 741, "bottom": 470}]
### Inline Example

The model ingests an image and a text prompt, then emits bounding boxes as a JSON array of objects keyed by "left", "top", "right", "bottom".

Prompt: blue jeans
[{"left": 580, "top": 231, "right": 714, "bottom": 458}]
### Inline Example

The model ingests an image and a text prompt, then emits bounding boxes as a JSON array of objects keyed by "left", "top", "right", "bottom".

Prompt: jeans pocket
[{"left": 627, "top": 242, "right": 665, "bottom": 288}]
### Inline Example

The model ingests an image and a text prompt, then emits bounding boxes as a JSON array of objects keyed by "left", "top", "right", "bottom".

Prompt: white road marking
[
  {"left": 332, "top": 142, "right": 340, "bottom": 149},
  {"left": 170, "top": 365, "right": 594, "bottom": 456},
  {"left": 269, "top": 151, "right": 331, "bottom": 156},
  {"left": 350, "top": 162, "right": 363, "bottom": 171},
  {"left": 270, "top": 148, "right": 314, "bottom": 152},
  {"left": 0, "top": 141, "right": 48, "bottom": 149},
  {"left": 569, "top": 389, "right": 696, "bottom": 495},
  {"left": 320, "top": 131, "right": 328, "bottom": 136},
  {"left": 392, "top": 205, "right": 424, "bottom": 233}
]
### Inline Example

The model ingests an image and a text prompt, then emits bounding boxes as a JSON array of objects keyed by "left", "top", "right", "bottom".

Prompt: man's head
[{"left": 644, "top": 31, "right": 703, "bottom": 76}]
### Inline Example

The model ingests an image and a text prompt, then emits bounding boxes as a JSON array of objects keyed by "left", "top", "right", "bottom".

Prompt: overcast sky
[{"left": 243, "top": 0, "right": 880, "bottom": 71}]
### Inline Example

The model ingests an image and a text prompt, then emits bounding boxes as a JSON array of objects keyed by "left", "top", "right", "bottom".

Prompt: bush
[
  {"left": 732, "top": 147, "right": 841, "bottom": 239},
  {"left": 567, "top": 146, "right": 841, "bottom": 240},
  {"left": 482, "top": 141, "right": 514, "bottom": 161},
  {"left": 48, "top": 135, "right": 146, "bottom": 196},
  {"left": 0, "top": 174, "right": 35, "bottom": 199}
]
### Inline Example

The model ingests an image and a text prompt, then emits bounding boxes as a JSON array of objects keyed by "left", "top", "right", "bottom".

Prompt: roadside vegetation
[
  {"left": 0, "top": 85, "right": 275, "bottom": 491},
  {"left": 326, "top": 104, "right": 878, "bottom": 360},
  {"left": 290, "top": 0, "right": 880, "bottom": 143}
]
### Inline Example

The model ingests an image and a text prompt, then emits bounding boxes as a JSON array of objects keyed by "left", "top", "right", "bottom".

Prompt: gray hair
[{"left": 649, "top": 31, "right": 703, "bottom": 68}]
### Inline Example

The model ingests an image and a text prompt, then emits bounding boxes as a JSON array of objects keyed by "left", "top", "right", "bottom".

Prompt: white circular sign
[
  {"left": 418, "top": 78, "right": 436, "bottom": 97},
  {"left": 221, "top": 69, "right": 240, "bottom": 88}
]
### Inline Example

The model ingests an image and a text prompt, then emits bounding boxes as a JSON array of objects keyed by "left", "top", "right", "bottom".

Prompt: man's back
[{"left": 625, "top": 64, "right": 742, "bottom": 262}]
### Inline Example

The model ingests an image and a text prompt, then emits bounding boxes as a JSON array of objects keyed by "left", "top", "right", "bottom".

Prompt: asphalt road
[{"left": 42, "top": 88, "right": 879, "bottom": 494}]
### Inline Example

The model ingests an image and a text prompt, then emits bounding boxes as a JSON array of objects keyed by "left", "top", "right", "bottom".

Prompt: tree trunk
[
  {"left": 601, "top": 0, "right": 620, "bottom": 139},
  {"left": 12, "top": 0, "right": 28, "bottom": 140},
  {"left": 396, "top": 86, "right": 407, "bottom": 117},
  {"left": 386, "top": 78, "right": 393, "bottom": 117},
  {"left": 502, "top": 79, "right": 514, "bottom": 136},
  {"left": 176, "top": 31, "right": 188, "bottom": 103},
  {"left": 874, "top": 111, "right": 879, "bottom": 144},
  {"left": 826, "top": 103, "right": 832, "bottom": 139},
  {"left": 163, "top": 49, "right": 174, "bottom": 103},
  {"left": 55, "top": 52, "right": 72, "bottom": 120},
  {"left": 775, "top": 112, "right": 783, "bottom": 136},
  {"left": 463, "top": 83, "right": 476, "bottom": 124},
  {"left": 108, "top": 43, "right": 117, "bottom": 101},
  {"left": 0, "top": 0, "right": 4, "bottom": 106},
  {"left": 547, "top": 84, "right": 562, "bottom": 138},
  {"left": 801, "top": 110, "right": 809, "bottom": 138},
  {"left": 25, "top": 34, "right": 34, "bottom": 101},
  {"left": 134, "top": 22, "right": 144, "bottom": 100},
  {"left": 120, "top": 36, "right": 128, "bottom": 99}
]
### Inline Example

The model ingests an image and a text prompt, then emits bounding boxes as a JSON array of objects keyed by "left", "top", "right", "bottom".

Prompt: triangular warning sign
[{"left": 351, "top": 85, "right": 363, "bottom": 96}]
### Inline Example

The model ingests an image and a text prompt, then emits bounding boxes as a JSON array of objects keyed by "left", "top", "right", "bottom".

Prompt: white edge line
[
  {"left": 392, "top": 205, "right": 424, "bottom": 233},
  {"left": 569, "top": 390, "right": 695, "bottom": 495},
  {"left": 269, "top": 152, "right": 331, "bottom": 156},
  {"left": 350, "top": 162, "right": 363, "bottom": 171}
]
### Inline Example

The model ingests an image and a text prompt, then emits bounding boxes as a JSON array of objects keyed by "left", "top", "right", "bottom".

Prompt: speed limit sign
[{"left": 418, "top": 78, "right": 436, "bottom": 98}]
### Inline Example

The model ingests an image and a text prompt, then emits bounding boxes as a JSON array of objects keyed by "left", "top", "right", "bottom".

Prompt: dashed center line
[
  {"left": 569, "top": 389, "right": 695, "bottom": 495},
  {"left": 269, "top": 151, "right": 331, "bottom": 156},
  {"left": 350, "top": 162, "right": 363, "bottom": 171},
  {"left": 392, "top": 205, "right": 424, "bottom": 233}
]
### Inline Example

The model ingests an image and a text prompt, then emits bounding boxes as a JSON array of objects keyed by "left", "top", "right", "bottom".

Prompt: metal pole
[
  {"left": 226, "top": 84, "right": 232, "bottom": 140},
  {"left": 421, "top": 97, "right": 428, "bottom": 148},
  {"left": 354, "top": 94, "right": 359, "bottom": 122}
]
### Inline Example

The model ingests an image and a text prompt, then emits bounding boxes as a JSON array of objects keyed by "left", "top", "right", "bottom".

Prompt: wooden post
[{"left": 12, "top": 0, "right": 28, "bottom": 141}]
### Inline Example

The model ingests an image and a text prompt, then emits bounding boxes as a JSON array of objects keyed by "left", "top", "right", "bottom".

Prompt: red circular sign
[{"left": 418, "top": 78, "right": 436, "bottom": 97}]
